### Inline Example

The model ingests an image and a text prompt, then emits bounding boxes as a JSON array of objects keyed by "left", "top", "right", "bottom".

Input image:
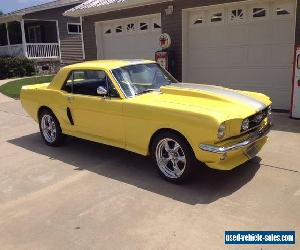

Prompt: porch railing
[
  {"left": 0, "top": 44, "right": 24, "bottom": 57},
  {"left": 0, "top": 46, "right": 10, "bottom": 56},
  {"left": 26, "top": 43, "right": 60, "bottom": 59}
]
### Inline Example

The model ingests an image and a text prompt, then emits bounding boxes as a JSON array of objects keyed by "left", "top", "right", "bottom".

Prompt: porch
[{"left": 0, "top": 19, "right": 60, "bottom": 59}]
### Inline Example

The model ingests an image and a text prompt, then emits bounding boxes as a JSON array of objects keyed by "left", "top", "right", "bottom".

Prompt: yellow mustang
[{"left": 21, "top": 60, "right": 272, "bottom": 183}]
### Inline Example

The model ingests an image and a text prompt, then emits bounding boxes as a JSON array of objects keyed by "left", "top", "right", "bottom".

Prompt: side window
[
  {"left": 67, "top": 23, "right": 82, "bottom": 34},
  {"left": 62, "top": 70, "right": 119, "bottom": 98}
]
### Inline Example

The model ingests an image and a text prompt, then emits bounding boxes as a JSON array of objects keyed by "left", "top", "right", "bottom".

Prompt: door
[
  {"left": 96, "top": 14, "right": 161, "bottom": 60},
  {"left": 292, "top": 47, "right": 300, "bottom": 118},
  {"left": 63, "top": 70, "right": 124, "bottom": 147},
  {"left": 183, "top": 0, "right": 296, "bottom": 109}
]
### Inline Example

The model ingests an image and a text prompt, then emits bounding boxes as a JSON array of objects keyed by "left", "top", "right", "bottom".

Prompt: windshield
[{"left": 112, "top": 63, "right": 178, "bottom": 97}]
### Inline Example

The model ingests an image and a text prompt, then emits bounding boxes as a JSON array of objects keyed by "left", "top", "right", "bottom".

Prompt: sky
[{"left": 0, "top": 0, "right": 53, "bottom": 14}]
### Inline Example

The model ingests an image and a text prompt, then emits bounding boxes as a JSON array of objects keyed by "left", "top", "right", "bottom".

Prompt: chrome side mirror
[{"left": 97, "top": 86, "right": 108, "bottom": 96}]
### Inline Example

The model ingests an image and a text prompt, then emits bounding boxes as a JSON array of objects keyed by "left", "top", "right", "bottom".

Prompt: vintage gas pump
[
  {"left": 291, "top": 47, "right": 300, "bottom": 118},
  {"left": 155, "top": 33, "right": 174, "bottom": 74}
]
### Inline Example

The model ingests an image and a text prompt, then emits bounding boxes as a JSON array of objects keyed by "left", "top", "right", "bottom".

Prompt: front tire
[
  {"left": 39, "top": 109, "right": 64, "bottom": 147},
  {"left": 151, "top": 131, "right": 196, "bottom": 183}
]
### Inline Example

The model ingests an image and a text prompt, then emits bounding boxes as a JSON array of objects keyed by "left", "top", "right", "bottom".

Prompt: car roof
[{"left": 63, "top": 59, "right": 156, "bottom": 70}]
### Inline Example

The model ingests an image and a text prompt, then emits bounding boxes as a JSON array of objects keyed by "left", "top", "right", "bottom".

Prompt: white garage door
[
  {"left": 96, "top": 14, "right": 161, "bottom": 60},
  {"left": 183, "top": 0, "right": 296, "bottom": 109}
]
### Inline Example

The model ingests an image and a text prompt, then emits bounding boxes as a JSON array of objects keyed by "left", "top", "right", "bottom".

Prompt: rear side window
[{"left": 62, "top": 70, "right": 119, "bottom": 98}]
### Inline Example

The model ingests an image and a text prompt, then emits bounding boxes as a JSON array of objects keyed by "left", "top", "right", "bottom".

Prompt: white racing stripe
[{"left": 171, "top": 83, "right": 267, "bottom": 111}]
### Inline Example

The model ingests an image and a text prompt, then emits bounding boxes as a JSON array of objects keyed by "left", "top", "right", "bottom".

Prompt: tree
[{"left": 0, "top": 10, "right": 3, "bottom": 16}]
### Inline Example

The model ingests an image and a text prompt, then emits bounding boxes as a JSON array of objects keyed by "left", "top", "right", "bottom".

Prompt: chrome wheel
[
  {"left": 41, "top": 114, "right": 57, "bottom": 144},
  {"left": 155, "top": 138, "right": 186, "bottom": 179}
]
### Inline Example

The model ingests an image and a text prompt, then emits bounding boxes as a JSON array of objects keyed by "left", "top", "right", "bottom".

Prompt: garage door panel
[
  {"left": 188, "top": 47, "right": 231, "bottom": 68},
  {"left": 247, "top": 45, "right": 273, "bottom": 67},
  {"left": 223, "top": 25, "right": 250, "bottom": 46},
  {"left": 223, "top": 46, "right": 248, "bottom": 67},
  {"left": 272, "top": 20, "right": 295, "bottom": 43},
  {"left": 189, "top": 26, "right": 227, "bottom": 47},
  {"left": 207, "top": 27, "right": 228, "bottom": 47},
  {"left": 189, "top": 29, "right": 211, "bottom": 48},
  {"left": 269, "top": 44, "right": 294, "bottom": 67},
  {"left": 248, "top": 22, "right": 275, "bottom": 45},
  {"left": 187, "top": 69, "right": 225, "bottom": 84},
  {"left": 247, "top": 44, "right": 293, "bottom": 67},
  {"left": 184, "top": 0, "right": 295, "bottom": 109}
]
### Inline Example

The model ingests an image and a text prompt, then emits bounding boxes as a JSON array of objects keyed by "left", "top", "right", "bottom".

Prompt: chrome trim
[
  {"left": 155, "top": 138, "right": 186, "bottom": 179},
  {"left": 41, "top": 114, "right": 57, "bottom": 143},
  {"left": 109, "top": 69, "right": 129, "bottom": 99},
  {"left": 200, "top": 123, "right": 272, "bottom": 154},
  {"left": 240, "top": 106, "right": 271, "bottom": 133}
]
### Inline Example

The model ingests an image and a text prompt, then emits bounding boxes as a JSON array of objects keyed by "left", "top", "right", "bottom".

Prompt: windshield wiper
[{"left": 137, "top": 89, "right": 159, "bottom": 95}]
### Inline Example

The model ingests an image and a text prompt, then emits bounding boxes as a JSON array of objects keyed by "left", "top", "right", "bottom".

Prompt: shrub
[{"left": 0, "top": 56, "right": 36, "bottom": 79}]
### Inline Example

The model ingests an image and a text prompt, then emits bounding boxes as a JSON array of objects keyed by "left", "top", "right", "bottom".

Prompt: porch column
[
  {"left": 5, "top": 23, "right": 11, "bottom": 55},
  {"left": 20, "top": 19, "right": 28, "bottom": 57}
]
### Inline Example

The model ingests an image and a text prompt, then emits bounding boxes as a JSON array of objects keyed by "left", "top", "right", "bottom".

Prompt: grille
[{"left": 241, "top": 106, "right": 270, "bottom": 133}]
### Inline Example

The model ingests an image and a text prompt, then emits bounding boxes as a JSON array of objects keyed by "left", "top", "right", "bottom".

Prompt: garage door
[
  {"left": 96, "top": 14, "right": 161, "bottom": 60},
  {"left": 183, "top": 0, "right": 296, "bottom": 109}
]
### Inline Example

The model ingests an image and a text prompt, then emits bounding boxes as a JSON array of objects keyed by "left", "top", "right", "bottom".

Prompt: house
[
  {"left": 65, "top": 0, "right": 299, "bottom": 110},
  {"left": 0, "top": 0, "right": 84, "bottom": 72}
]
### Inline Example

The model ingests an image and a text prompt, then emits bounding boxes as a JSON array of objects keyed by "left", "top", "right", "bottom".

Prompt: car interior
[{"left": 63, "top": 70, "right": 119, "bottom": 98}]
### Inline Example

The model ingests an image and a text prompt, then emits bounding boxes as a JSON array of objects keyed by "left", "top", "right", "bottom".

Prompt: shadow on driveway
[
  {"left": 272, "top": 112, "right": 300, "bottom": 133},
  {"left": 8, "top": 133, "right": 261, "bottom": 205}
]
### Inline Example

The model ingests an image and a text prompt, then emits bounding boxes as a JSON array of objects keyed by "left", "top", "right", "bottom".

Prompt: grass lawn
[{"left": 0, "top": 75, "right": 54, "bottom": 99}]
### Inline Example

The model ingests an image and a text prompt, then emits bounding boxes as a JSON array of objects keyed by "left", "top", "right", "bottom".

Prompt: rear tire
[
  {"left": 39, "top": 109, "right": 64, "bottom": 147},
  {"left": 151, "top": 131, "right": 196, "bottom": 183}
]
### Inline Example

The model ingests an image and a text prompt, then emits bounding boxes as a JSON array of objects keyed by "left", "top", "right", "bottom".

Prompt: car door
[{"left": 63, "top": 70, "right": 125, "bottom": 148}]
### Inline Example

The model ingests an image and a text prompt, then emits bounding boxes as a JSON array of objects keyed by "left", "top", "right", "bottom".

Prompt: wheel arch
[
  {"left": 148, "top": 128, "right": 195, "bottom": 156},
  {"left": 37, "top": 106, "right": 53, "bottom": 121}
]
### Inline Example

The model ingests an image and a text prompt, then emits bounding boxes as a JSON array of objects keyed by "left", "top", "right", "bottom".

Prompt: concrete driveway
[{"left": 0, "top": 94, "right": 299, "bottom": 250}]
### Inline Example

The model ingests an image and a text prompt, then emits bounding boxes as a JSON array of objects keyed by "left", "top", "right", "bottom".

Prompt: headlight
[
  {"left": 217, "top": 123, "right": 226, "bottom": 140},
  {"left": 241, "top": 119, "right": 250, "bottom": 132}
]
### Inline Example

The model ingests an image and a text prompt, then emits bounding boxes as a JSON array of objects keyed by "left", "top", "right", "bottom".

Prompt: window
[
  {"left": 231, "top": 9, "right": 244, "bottom": 21},
  {"left": 275, "top": 2, "right": 293, "bottom": 17},
  {"left": 126, "top": 23, "right": 135, "bottom": 32},
  {"left": 67, "top": 23, "right": 82, "bottom": 34},
  {"left": 104, "top": 29, "right": 112, "bottom": 34},
  {"left": 115, "top": 25, "right": 122, "bottom": 33},
  {"left": 211, "top": 12, "right": 223, "bottom": 22},
  {"left": 253, "top": 8, "right": 266, "bottom": 18},
  {"left": 139, "top": 22, "right": 148, "bottom": 31},
  {"left": 63, "top": 70, "right": 119, "bottom": 98},
  {"left": 112, "top": 63, "right": 177, "bottom": 97},
  {"left": 153, "top": 22, "right": 161, "bottom": 29},
  {"left": 194, "top": 18, "right": 203, "bottom": 25},
  {"left": 276, "top": 8, "right": 290, "bottom": 16},
  {"left": 190, "top": 12, "right": 204, "bottom": 26}
]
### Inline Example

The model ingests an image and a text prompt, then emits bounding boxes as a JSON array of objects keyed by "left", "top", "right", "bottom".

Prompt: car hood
[{"left": 127, "top": 83, "right": 272, "bottom": 121}]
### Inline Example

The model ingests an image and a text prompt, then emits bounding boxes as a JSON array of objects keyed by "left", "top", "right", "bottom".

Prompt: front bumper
[{"left": 200, "top": 123, "right": 272, "bottom": 154}]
